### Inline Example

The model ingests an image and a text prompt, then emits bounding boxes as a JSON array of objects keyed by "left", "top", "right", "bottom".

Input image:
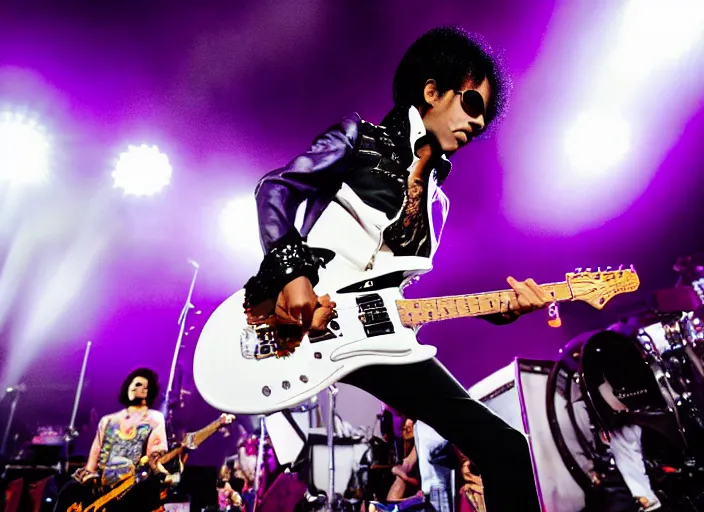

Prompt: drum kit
[{"left": 547, "top": 255, "right": 704, "bottom": 511}]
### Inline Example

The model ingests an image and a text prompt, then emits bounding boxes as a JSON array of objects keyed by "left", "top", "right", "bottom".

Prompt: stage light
[
  {"left": 501, "top": 0, "right": 704, "bottom": 234},
  {"left": 112, "top": 144, "right": 172, "bottom": 196},
  {"left": 564, "top": 110, "right": 630, "bottom": 174},
  {"left": 613, "top": 0, "right": 704, "bottom": 83},
  {"left": 220, "top": 197, "right": 262, "bottom": 257},
  {"left": 0, "top": 110, "right": 51, "bottom": 186}
]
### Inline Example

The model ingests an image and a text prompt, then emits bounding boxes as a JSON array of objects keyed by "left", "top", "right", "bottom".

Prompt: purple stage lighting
[
  {"left": 112, "top": 144, "right": 172, "bottom": 196},
  {"left": 0, "top": 109, "right": 51, "bottom": 186}
]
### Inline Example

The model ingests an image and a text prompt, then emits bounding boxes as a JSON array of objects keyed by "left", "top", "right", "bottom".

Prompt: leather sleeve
[{"left": 244, "top": 114, "right": 360, "bottom": 309}]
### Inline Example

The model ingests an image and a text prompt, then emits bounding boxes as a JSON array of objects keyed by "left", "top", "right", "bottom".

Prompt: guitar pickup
[
  {"left": 356, "top": 293, "right": 395, "bottom": 337},
  {"left": 362, "top": 321, "right": 395, "bottom": 337}
]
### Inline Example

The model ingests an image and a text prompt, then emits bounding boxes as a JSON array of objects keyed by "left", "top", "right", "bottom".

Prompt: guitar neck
[
  {"left": 396, "top": 281, "right": 573, "bottom": 328},
  {"left": 159, "top": 417, "right": 224, "bottom": 466}
]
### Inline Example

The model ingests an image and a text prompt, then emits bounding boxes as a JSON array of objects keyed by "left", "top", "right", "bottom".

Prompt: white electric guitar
[{"left": 193, "top": 254, "right": 640, "bottom": 415}]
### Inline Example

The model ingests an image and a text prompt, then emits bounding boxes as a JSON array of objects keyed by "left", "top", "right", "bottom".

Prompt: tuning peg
[
  {"left": 575, "top": 267, "right": 582, "bottom": 273},
  {"left": 597, "top": 266, "right": 601, "bottom": 272},
  {"left": 606, "top": 266, "right": 612, "bottom": 271},
  {"left": 630, "top": 264, "right": 637, "bottom": 273},
  {"left": 585, "top": 268, "right": 592, "bottom": 272},
  {"left": 618, "top": 264, "right": 624, "bottom": 270}
]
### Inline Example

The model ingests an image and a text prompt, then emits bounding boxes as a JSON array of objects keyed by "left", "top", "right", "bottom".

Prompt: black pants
[{"left": 340, "top": 358, "right": 541, "bottom": 512}]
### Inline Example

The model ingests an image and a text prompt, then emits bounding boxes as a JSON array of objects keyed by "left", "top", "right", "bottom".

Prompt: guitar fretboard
[
  {"left": 395, "top": 282, "right": 573, "bottom": 328},
  {"left": 160, "top": 417, "right": 224, "bottom": 465}
]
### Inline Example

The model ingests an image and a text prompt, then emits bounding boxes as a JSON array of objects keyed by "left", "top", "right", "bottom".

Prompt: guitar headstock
[
  {"left": 566, "top": 265, "right": 640, "bottom": 309},
  {"left": 220, "top": 413, "right": 236, "bottom": 425}
]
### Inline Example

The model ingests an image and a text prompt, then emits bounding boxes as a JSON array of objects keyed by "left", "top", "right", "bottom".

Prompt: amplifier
[{"left": 468, "top": 358, "right": 586, "bottom": 512}]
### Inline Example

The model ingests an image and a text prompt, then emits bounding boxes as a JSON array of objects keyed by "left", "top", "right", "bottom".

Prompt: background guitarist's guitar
[
  {"left": 193, "top": 253, "right": 640, "bottom": 415},
  {"left": 66, "top": 413, "right": 234, "bottom": 512}
]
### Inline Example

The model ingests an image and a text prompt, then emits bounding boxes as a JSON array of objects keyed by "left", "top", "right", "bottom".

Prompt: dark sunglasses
[{"left": 456, "top": 89, "right": 486, "bottom": 118}]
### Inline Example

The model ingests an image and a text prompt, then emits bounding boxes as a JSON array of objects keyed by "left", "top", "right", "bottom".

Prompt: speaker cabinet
[{"left": 468, "top": 358, "right": 586, "bottom": 512}]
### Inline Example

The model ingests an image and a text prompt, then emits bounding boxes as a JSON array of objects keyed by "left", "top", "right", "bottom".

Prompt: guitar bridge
[{"left": 240, "top": 324, "right": 304, "bottom": 360}]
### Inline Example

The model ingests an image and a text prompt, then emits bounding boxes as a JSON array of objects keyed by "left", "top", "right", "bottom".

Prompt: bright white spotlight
[
  {"left": 564, "top": 110, "right": 631, "bottom": 174},
  {"left": 0, "top": 110, "right": 51, "bottom": 186},
  {"left": 112, "top": 144, "right": 172, "bottom": 196},
  {"left": 220, "top": 197, "right": 262, "bottom": 257},
  {"left": 615, "top": 0, "right": 704, "bottom": 78}
]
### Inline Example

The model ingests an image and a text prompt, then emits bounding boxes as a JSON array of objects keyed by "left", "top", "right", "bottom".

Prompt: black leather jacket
[
  {"left": 243, "top": 106, "right": 451, "bottom": 309},
  {"left": 242, "top": 107, "right": 518, "bottom": 326}
]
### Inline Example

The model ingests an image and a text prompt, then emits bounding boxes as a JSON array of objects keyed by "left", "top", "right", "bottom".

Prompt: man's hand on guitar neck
[
  {"left": 246, "top": 276, "right": 336, "bottom": 333},
  {"left": 504, "top": 276, "right": 552, "bottom": 316}
]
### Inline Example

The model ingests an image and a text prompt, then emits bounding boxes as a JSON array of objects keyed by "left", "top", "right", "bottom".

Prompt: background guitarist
[
  {"left": 54, "top": 367, "right": 173, "bottom": 512},
  {"left": 241, "top": 26, "right": 552, "bottom": 512}
]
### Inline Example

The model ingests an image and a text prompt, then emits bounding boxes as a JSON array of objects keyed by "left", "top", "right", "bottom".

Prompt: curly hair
[
  {"left": 392, "top": 25, "right": 512, "bottom": 138},
  {"left": 118, "top": 367, "right": 161, "bottom": 407}
]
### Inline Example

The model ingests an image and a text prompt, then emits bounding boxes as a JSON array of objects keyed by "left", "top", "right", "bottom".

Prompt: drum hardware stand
[
  {"left": 308, "top": 394, "right": 322, "bottom": 428},
  {"left": 162, "top": 258, "right": 199, "bottom": 437},
  {"left": 64, "top": 340, "right": 92, "bottom": 472},
  {"left": 0, "top": 384, "right": 25, "bottom": 459}
]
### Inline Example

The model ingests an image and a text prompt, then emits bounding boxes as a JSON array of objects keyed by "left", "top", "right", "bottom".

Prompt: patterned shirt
[
  {"left": 85, "top": 408, "right": 168, "bottom": 488},
  {"left": 382, "top": 106, "right": 446, "bottom": 258},
  {"left": 383, "top": 160, "right": 432, "bottom": 257}
]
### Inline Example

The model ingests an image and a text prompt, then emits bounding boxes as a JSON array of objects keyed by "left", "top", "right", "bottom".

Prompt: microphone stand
[
  {"left": 162, "top": 259, "right": 199, "bottom": 432},
  {"left": 326, "top": 385, "right": 339, "bottom": 512},
  {"left": 252, "top": 415, "right": 267, "bottom": 512},
  {"left": 64, "top": 341, "right": 92, "bottom": 472}
]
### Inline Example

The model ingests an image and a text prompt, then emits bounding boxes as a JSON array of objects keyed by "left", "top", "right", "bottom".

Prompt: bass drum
[
  {"left": 547, "top": 327, "right": 704, "bottom": 508},
  {"left": 546, "top": 328, "right": 686, "bottom": 490},
  {"left": 580, "top": 330, "right": 673, "bottom": 429},
  {"left": 582, "top": 326, "right": 704, "bottom": 458}
]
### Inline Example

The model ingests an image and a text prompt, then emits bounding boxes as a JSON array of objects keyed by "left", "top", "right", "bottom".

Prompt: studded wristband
[{"left": 243, "top": 234, "right": 325, "bottom": 310}]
